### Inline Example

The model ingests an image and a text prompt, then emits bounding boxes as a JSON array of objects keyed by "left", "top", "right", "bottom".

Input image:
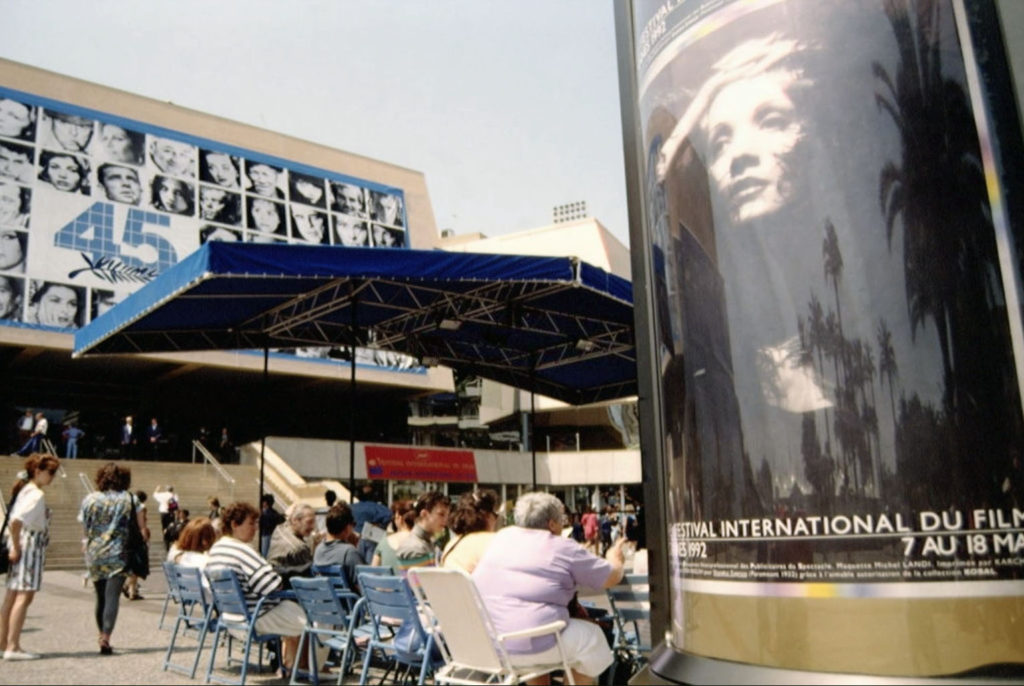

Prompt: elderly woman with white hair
[
  {"left": 472, "top": 492, "right": 626, "bottom": 685},
  {"left": 266, "top": 502, "right": 323, "bottom": 585}
]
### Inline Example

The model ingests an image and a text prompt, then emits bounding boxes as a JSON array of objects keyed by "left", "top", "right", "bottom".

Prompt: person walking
[
  {"left": 0, "top": 454, "right": 60, "bottom": 660},
  {"left": 80, "top": 462, "right": 145, "bottom": 655},
  {"left": 16, "top": 413, "right": 47, "bottom": 457}
]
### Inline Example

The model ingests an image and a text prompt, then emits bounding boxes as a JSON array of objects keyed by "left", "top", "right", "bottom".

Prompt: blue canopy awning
[{"left": 73, "top": 242, "right": 637, "bottom": 405}]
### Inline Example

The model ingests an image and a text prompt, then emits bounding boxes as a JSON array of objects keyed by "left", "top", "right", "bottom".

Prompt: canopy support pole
[
  {"left": 348, "top": 294, "right": 357, "bottom": 498},
  {"left": 258, "top": 347, "right": 268, "bottom": 504},
  {"left": 530, "top": 384, "right": 537, "bottom": 491}
]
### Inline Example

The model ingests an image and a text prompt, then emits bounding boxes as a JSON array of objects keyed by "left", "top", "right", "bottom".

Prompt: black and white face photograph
[
  {"left": 147, "top": 135, "right": 196, "bottom": 178},
  {"left": 27, "top": 279, "right": 82, "bottom": 329},
  {"left": 0, "top": 273, "right": 23, "bottom": 321},
  {"left": 0, "top": 97, "right": 36, "bottom": 142},
  {"left": 37, "top": 150, "right": 90, "bottom": 195},
  {"left": 333, "top": 213, "right": 369, "bottom": 246},
  {"left": 89, "top": 287, "right": 122, "bottom": 322},
  {"left": 0, "top": 180, "right": 30, "bottom": 227},
  {"left": 371, "top": 223, "right": 403, "bottom": 248},
  {"left": 40, "top": 108, "right": 94, "bottom": 154},
  {"left": 245, "top": 159, "right": 285, "bottom": 199},
  {"left": 96, "top": 163, "right": 143, "bottom": 206},
  {"left": 198, "top": 185, "right": 241, "bottom": 225},
  {"left": 0, "top": 228, "right": 26, "bottom": 273},
  {"left": 290, "top": 205, "right": 328, "bottom": 244},
  {"left": 288, "top": 170, "right": 326, "bottom": 208},
  {"left": 199, "top": 224, "right": 242, "bottom": 244},
  {"left": 0, "top": 140, "right": 35, "bottom": 184},
  {"left": 246, "top": 196, "right": 287, "bottom": 242},
  {"left": 200, "top": 149, "right": 242, "bottom": 189},
  {"left": 97, "top": 122, "right": 145, "bottom": 166},
  {"left": 150, "top": 174, "right": 194, "bottom": 216},
  {"left": 329, "top": 181, "right": 367, "bottom": 218},
  {"left": 370, "top": 190, "right": 403, "bottom": 227}
]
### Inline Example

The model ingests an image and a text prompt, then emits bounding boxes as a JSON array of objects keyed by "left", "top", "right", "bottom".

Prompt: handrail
[
  {"left": 78, "top": 472, "right": 96, "bottom": 494},
  {"left": 191, "top": 440, "right": 236, "bottom": 497}
]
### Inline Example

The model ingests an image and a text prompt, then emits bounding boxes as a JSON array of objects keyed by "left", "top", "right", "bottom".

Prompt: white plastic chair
[{"left": 407, "top": 567, "right": 575, "bottom": 685}]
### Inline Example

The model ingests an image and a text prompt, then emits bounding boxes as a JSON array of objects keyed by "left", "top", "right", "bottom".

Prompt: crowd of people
[{"left": 1, "top": 459, "right": 641, "bottom": 683}]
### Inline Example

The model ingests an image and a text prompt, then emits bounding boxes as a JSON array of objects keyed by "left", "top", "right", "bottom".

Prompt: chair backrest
[
  {"left": 407, "top": 567, "right": 505, "bottom": 674},
  {"left": 291, "top": 576, "right": 350, "bottom": 627},
  {"left": 311, "top": 564, "right": 353, "bottom": 592},
  {"left": 622, "top": 573, "right": 649, "bottom": 587},
  {"left": 355, "top": 564, "right": 393, "bottom": 580},
  {"left": 205, "top": 567, "right": 252, "bottom": 625},
  {"left": 163, "top": 560, "right": 183, "bottom": 602},
  {"left": 173, "top": 564, "right": 211, "bottom": 611}
]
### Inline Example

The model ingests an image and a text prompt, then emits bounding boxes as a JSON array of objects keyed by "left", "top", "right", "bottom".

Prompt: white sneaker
[{"left": 3, "top": 649, "right": 40, "bottom": 660}]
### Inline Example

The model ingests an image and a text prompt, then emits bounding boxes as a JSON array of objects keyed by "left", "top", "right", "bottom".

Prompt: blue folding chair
[
  {"left": 356, "top": 570, "right": 440, "bottom": 686},
  {"left": 354, "top": 564, "right": 392, "bottom": 579},
  {"left": 159, "top": 559, "right": 183, "bottom": 631},
  {"left": 162, "top": 564, "right": 216, "bottom": 679},
  {"left": 289, "top": 576, "right": 368, "bottom": 685},
  {"left": 204, "top": 567, "right": 284, "bottom": 685},
  {"left": 311, "top": 564, "right": 360, "bottom": 612}
]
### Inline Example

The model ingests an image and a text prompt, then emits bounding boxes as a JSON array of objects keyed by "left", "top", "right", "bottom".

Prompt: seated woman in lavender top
[{"left": 471, "top": 491, "right": 626, "bottom": 685}]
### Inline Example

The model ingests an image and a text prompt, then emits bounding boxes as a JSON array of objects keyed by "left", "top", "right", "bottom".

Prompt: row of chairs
[{"left": 161, "top": 559, "right": 650, "bottom": 686}]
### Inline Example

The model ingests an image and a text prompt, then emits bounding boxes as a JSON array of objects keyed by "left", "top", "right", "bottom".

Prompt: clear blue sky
[{"left": 0, "top": 0, "right": 631, "bottom": 245}]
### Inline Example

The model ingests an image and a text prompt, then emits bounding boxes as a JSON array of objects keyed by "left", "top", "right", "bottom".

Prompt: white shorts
[{"left": 508, "top": 618, "right": 612, "bottom": 678}]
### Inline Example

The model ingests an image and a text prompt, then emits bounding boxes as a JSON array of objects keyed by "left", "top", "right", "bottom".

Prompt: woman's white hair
[
  {"left": 514, "top": 492, "right": 564, "bottom": 530},
  {"left": 288, "top": 503, "right": 314, "bottom": 524}
]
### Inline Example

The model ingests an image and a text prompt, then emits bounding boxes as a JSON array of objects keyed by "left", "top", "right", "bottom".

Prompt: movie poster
[
  {"left": 0, "top": 87, "right": 416, "bottom": 369},
  {"left": 634, "top": 0, "right": 1024, "bottom": 636}
]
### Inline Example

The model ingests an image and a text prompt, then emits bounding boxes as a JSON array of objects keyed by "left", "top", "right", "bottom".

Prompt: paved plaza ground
[
  {"left": 2, "top": 566, "right": 640, "bottom": 685},
  {"left": 2, "top": 567, "right": 354, "bottom": 685}
]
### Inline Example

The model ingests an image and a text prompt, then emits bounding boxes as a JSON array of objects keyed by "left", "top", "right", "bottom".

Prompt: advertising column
[{"left": 624, "top": 0, "right": 1024, "bottom": 677}]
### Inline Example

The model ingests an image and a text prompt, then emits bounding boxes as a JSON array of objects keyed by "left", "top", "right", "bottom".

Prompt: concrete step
[{"left": 1, "top": 455, "right": 260, "bottom": 570}]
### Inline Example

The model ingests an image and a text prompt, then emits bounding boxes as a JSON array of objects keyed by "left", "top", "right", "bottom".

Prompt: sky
[{"left": 0, "top": 0, "right": 632, "bottom": 246}]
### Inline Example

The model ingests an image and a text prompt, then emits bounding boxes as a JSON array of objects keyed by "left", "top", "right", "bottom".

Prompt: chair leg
[{"left": 158, "top": 593, "right": 172, "bottom": 630}]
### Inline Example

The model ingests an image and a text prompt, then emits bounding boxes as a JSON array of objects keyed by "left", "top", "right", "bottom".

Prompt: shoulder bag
[
  {"left": 0, "top": 490, "right": 21, "bottom": 575},
  {"left": 125, "top": 493, "right": 149, "bottom": 579}
]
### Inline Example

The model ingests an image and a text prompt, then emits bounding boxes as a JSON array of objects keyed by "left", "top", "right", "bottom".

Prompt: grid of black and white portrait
[{"left": 0, "top": 89, "right": 409, "bottom": 330}]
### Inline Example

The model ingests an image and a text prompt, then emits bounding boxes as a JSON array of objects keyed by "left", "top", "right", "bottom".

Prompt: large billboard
[
  {"left": 628, "top": 0, "right": 1024, "bottom": 676},
  {"left": 0, "top": 84, "right": 408, "bottom": 343}
]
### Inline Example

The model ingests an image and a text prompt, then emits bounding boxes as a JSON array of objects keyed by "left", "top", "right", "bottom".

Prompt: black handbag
[
  {"left": 0, "top": 491, "right": 18, "bottom": 575},
  {"left": 125, "top": 493, "right": 149, "bottom": 579}
]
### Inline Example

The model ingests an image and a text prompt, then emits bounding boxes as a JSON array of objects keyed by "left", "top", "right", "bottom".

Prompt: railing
[
  {"left": 78, "top": 472, "right": 96, "bottom": 495},
  {"left": 191, "top": 440, "right": 236, "bottom": 497}
]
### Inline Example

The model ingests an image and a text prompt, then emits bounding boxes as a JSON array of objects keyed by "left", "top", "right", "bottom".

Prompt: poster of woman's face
[
  {"left": 372, "top": 224, "right": 404, "bottom": 248},
  {"left": 290, "top": 205, "right": 328, "bottom": 244},
  {"left": 28, "top": 279, "right": 82, "bottom": 329},
  {"left": 333, "top": 213, "right": 368, "bottom": 246},
  {"left": 98, "top": 123, "right": 145, "bottom": 166},
  {"left": 245, "top": 160, "right": 285, "bottom": 199},
  {"left": 289, "top": 171, "right": 326, "bottom": 208},
  {"left": 200, "top": 150, "right": 241, "bottom": 189},
  {"left": 246, "top": 196, "right": 287, "bottom": 242},
  {"left": 0, "top": 141, "right": 35, "bottom": 185},
  {"left": 38, "top": 150, "right": 91, "bottom": 194},
  {"left": 0, "top": 229, "right": 27, "bottom": 273},
  {"left": 0, "top": 274, "right": 23, "bottom": 321},
  {"left": 150, "top": 175, "right": 194, "bottom": 216},
  {"left": 0, "top": 98, "right": 36, "bottom": 142}
]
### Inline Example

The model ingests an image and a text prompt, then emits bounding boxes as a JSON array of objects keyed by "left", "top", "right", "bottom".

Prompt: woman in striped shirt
[
  {"left": 0, "top": 453, "right": 60, "bottom": 660},
  {"left": 206, "top": 502, "right": 310, "bottom": 675}
]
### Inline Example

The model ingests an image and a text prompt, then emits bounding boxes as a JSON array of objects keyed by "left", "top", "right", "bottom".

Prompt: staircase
[{"left": 0, "top": 455, "right": 260, "bottom": 571}]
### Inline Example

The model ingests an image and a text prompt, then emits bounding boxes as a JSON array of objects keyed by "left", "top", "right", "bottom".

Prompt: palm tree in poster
[{"left": 874, "top": 0, "right": 1015, "bottom": 503}]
